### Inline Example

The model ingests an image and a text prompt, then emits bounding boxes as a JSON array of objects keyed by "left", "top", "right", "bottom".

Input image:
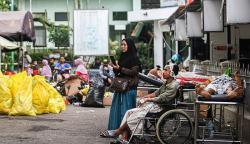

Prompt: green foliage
[
  {"left": 0, "top": 0, "right": 17, "bottom": 11},
  {"left": 29, "top": 52, "right": 46, "bottom": 62},
  {"left": 0, "top": 0, "right": 9, "bottom": 11},
  {"left": 29, "top": 48, "right": 75, "bottom": 62},
  {"left": 137, "top": 43, "right": 153, "bottom": 69},
  {"left": 224, "top": 67, "right": 232, "bottom": 76},
  {"left": 33, "top": 18, "right": 71, "bottom": 49},
  {"left": 48, "top": 24, "right": 71, "bottom": 49},
  {"left": 109, "top": 39, "right": 120, "bottom": 59}
]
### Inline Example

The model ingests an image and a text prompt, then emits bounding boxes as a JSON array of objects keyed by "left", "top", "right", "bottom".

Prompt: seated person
[
  {"left": 54, "top": 57, "right": 72, "bottom": 80},
  {"left": 32, "top": 61, "right": 39, "bottom": 76},
  {"left": 74, "top": 58, "right": 89, "bottom": 83},
  {"left": 100, "top": 65, "right": 179, "bottom": 139},
  {"left": 99, "top": 59, "right": 114, "bottom": 86},
  {"left": 196, "top": 71, "right": 243, "bottom": 99},
  {"left": 147, "top": 65, "right": 162, "bottom": 81}
]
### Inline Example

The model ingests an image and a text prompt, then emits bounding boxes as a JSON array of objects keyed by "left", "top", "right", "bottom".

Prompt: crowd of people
[
  {"left": 8, "top": 37, "right": 243, "bottom": 143},
  {"left": 17, "top": 53, "right": 91, "bottom": 84}
]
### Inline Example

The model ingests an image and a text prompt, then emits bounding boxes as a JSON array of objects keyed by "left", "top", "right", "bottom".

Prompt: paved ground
[{"left": 0, "top": 105, "right": 112, "bottom": 144}]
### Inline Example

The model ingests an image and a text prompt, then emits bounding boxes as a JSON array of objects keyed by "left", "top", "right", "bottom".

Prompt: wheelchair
[{"left": 127, "top": 85, "right": 196, "bottom": 144}]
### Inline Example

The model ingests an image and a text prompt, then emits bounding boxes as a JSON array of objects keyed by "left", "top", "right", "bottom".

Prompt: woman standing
[{"left": 107, "top": 38, "right": 141, "bottom": 131}]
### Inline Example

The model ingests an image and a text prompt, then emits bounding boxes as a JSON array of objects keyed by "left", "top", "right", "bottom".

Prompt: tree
[
  {"left": 137, "top": 42, "right": 154, "bottom": 70},
  {"left": 33, "top": 17, "right": 71, "bottom": 50},
  {"left": 0, "top": 0, "right": 9, "bottom": 11},
  {"left": 48, "top": 24, "right": 71, "bottom": 49}
]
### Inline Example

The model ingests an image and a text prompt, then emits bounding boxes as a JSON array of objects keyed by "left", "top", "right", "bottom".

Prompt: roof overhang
[
  {"left": 128, "top": 6, "right": 179, "bottom": 22},
  {"left": 162, "top": 0, "right": 201, "bottom": 25},
  {"left": 0, "top": 36, "right": 20, "bottom": 50}
]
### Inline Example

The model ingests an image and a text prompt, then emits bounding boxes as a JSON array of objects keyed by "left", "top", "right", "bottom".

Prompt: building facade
[{"left": 17, "top": 0, "right": 133, "bottom": 49}]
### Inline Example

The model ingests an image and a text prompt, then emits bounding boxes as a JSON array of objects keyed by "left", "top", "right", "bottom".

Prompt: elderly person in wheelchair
[{"left": 100, "top": 65, "right": 179, "bottom": 141}]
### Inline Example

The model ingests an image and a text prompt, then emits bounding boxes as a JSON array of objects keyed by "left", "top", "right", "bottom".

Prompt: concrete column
[
  {"left": 75, "top": 0, "right": 81, "bottom": 9},
  {"left": 133, "top": 0, "right": 141, "bottom": 11},
  {"left": 18, "top": 0, "right": 25, "bottom": 11},
  {"left": 154, "top": 20, "right": 163, "bottom": 68}
]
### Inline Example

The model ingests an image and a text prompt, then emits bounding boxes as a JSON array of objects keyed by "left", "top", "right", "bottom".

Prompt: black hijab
[{"left": 118, "top": 38, "right": 141, "bottom": 69}]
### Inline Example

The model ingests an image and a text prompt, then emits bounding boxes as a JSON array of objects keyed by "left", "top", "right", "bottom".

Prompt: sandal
[
  {"left": 100, "top": 130, "right": 117, "bottom": 138},
  {"left": 115, "top": 137, "right": 129, "bottom": 144}
]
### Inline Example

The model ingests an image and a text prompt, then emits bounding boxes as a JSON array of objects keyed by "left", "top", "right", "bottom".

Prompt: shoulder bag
[{"left": 110, "top": 77, "right": 129, "bottom": 92}]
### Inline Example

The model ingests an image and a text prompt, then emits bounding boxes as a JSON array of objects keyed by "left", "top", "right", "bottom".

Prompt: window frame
[
  {"left": 33, "top": 26, "right": 47, "bottom": 47},
  {"left": 54, "top": 12, "right": 69, "bottom": 21},
  {"left": 112, "top": 11, "right": 127, "bottom": 21}
]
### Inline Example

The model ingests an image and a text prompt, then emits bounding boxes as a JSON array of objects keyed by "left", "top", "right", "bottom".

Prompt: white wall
[
  {"left": 24, "top": 0, "right": 75, "bottom": 48},
  {"left": 154, "top": 20, "right": 163, "bottom": 68},
  {"left": 21, "top": 0, "right": 133, "bottom": 49},
  {"left": 209, "top": 28, "right": 228, "bottom": 62},
  {"left": 81, "top": 0, "right": 133, "bottom": 26},
  {"left": 133, "top": 0, "right": 141, "bottom": 11}
]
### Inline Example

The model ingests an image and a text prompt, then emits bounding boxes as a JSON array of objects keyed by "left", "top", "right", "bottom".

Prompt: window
[
  {"left": 33, "top": 26, "right": 46, "bottom": 47},
  {"left": 113, "top": 12, "right": 127, "bottom": 21},
  {"left": 141, "top": 0, "right": 160, "bottom": 9},
  {"left": 55, "top": 12, "right": 68, "bottom": 21}
]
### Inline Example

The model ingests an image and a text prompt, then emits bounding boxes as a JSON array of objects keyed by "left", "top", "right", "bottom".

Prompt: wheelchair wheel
[{"left": 156, "top": 109, "right": 193, "bottom": 144}]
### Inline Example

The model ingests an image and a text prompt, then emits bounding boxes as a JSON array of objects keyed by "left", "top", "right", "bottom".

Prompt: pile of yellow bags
[{"left": 0, "top": 71, "right": 66, "bottom": 116}]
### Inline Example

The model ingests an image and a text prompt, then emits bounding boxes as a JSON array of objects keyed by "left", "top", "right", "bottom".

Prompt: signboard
[
  {"left": 186, "top": 12, "right": 203, "bottom": 37},
  {"left": 74, "top": 10, "right": 109, "bottom": 56},
  {"left": 175, "top": 19, "right": 187, "bottom": 41},
  {"left": 128, "top": 7, "right": 178, "bottom": 22},
  {"left": 203, "top": 0, "right": 223, "bottom": 32},
  {"left": 227, "top": 0, "right": 250, "bottom": 24},
  {"left": 160, "top": 0, "right": 178, "bottom": 7},
  {"left": 160, "top": 0, "right": 189, "bottom": 7}
]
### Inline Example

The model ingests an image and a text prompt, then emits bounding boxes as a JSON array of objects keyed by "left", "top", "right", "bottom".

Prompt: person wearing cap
[
  {"left": 100, "top": 65, "right": 179, "bottom": 140},
  {"left": 99, "top": 59, "right": 114, "bottom": 86}
]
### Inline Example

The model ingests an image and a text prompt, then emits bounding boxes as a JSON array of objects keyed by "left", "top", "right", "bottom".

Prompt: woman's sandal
[{"left": 100, "top": 130, "right": 117, "bottom": 138}]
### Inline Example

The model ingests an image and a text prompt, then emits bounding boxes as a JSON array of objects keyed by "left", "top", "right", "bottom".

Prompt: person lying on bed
[{"left": 195, "top": 71, "right": 243, "bottom": 99}]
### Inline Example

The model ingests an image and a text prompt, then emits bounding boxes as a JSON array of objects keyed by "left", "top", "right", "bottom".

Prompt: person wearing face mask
[{"left": 99, "top": 59, "right": 114, "bottom": 86}]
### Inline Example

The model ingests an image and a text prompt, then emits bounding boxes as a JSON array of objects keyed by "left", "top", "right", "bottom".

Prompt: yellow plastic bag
[
  {"left": 32, "top": 76, "right": 50, "bottom": 114},
  {"left": 9, "top": 72, "right": 27, "bottom": 97},
  {"left": 81, "top": 84, "right": 90, "bottom": 95},
  {"left": 9, "top": 75, "right": 36, "bottom": 116},
  {"left": 36, "top": 78, "right": 66, "bottom": 113},
  {"left": 0, "top": 72, "right": 12, "bottom": 114}
]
